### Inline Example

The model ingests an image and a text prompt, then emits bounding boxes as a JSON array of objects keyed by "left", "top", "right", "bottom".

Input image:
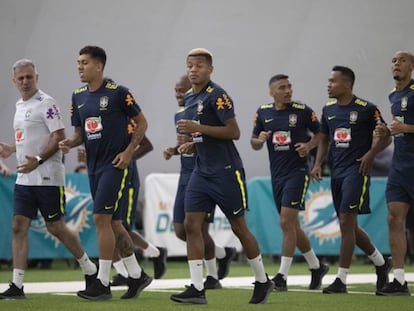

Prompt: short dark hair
[
  {"left": 79, "top": 45, "right": 107, "bottom": 68},
  {"left": 269, "top": 74, "right": 289, "bottom": 87},
  {"left": 332, "top": 65, "right": 355, "bottom": 87}
]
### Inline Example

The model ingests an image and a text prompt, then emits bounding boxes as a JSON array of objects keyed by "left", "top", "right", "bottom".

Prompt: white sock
[
  {"left": 247, "top": 254, "right": 267, "bottom": 283},
  {"left": 278, "top": 256, "right": 293, "bottom": 277},
  {"left": 204, "top": 258, "right": 218, "bottom": 279},
  {"left": 394, "top": 269, "right": 405, "bottom": 285},
  {"left": 97, "top": 259, "right": 112, "bottom": 286},
  {"left": 368, "top": 248, "right": 385, "bottom": 266},
  {"left": 189, "top": 260, "right": 204, "bottom": 290},
  {"left": 302, "top": 249, "right": 320, "bottom": 270},
  {"left": 143, "top": 243, "right": 160, "bottom": 258},
  {"left": 337, "top": 267, "right": 349, "bottom": 284},
  {"left": 76, "top": 252, "right": 97, "bottom": 275},
  {"left": 12, "top": 268, "right": 24, "bottom": 289},
  {"left": 215, "top": 245, "right": 226, "bottom": 259},
  {"left": 113, "top": 260, "right": 128, "bottom": 278},
  {"left": 122, "top": 253, "right": 142, "bottom": 279}
]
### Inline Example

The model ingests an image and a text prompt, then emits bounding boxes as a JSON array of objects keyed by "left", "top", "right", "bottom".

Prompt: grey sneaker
[
  {"left": 170, "top": 284, "right": 207, "bottom": 304},
  {"left": 271, "top": 273, "right": 287, "bottom": 291}
]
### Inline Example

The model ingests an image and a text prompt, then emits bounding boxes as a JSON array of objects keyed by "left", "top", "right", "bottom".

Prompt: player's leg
[
  {"left": 112, "top": 219, "right": 152, "bottom": 299},
  {"left": 202, "top": 220, "right": 222, "bottom": 289}
]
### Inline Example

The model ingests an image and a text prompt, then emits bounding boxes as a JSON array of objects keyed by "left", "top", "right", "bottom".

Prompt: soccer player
[
  {"left": 250, "top": 74, "right": 329, "bottom": 291},
  {"left": 111, "top": 134, "right": 168, "bottom": 285},
  {"left": 163, "top": 75, "right": 237, "bottom": 289},
  {"left": 0, "top": 59, "right": 97, "bottom": 299},
  {"left": 376, "top": 51, "right": 414, "bottom": 296},
  {"left": 311, "top": 65, "right": 391, "bottom": 294},
  {"left": 59, "top": 46, "right": 151, "bottom": 301},
  {"left": 170, "top": 48, "right": 274, "bottom": 305}
]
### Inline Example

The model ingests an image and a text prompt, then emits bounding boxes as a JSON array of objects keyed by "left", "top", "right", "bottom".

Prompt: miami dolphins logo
[
  {"left": 300, "top": 186, "right": 340, "bottom": 244},
  {"left": 29, "top": 182, "right": 93, "bottom": 247}
]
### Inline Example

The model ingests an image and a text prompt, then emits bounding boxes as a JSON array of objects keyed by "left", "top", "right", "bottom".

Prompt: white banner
[{"left": 144, "top": 173, "right": 242, "bottom": 257}]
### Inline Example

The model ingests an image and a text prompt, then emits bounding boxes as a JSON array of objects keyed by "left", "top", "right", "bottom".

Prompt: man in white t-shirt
[{"left": 0, "top": 59, "right": 97, "bottom": 300}]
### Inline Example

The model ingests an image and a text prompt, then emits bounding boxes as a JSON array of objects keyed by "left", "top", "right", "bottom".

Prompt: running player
[
  {"left": 164, "top": 75, "right": 237, "bottom": 290},
  {"left": 251, "top": 74, "right": 329, "bottom": 291},
  {"left": 311, "top": 65, "right": 391, "bottom": 294},
  {"left": 376, "top": 51, "right": 414, "bottom": 296},
  {"left": 170, "top": 48, "right": 274, "bottom": 305},
  {"left": 59, "top": 46, "right": 151, "bottom": 301}
]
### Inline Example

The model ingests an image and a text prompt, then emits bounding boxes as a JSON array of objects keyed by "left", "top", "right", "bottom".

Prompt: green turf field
[{"left": 0, "top": 256, "right": 413, "bottom": 310}]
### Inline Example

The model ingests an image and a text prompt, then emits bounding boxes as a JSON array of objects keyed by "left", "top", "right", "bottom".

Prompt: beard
[{"left": 393, "top": 74, "right": 402, "bottom": 81}]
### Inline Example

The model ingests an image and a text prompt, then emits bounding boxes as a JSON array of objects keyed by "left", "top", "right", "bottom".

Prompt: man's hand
[
  {"left": 163, "top": 147, "right": 176, "bottom": 160},
  {"left": 58, "top": 139, "right": 72, "bottom": 154},
  {"left": 16, "top": 155, "right": 38, "bottom": 174}
]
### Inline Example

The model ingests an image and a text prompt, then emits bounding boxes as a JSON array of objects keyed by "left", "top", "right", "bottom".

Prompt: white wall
[{"left": 1, "top": 0, "right": 413, "bottom": 181}]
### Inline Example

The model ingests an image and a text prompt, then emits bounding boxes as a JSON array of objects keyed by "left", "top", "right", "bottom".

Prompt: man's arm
[
  {"left": 310, "top": 133, "right": 330, "bottom": 181},
  {"left": 58, "top": 127, "right": 84, "bottom": 153},
  {"left": 132, "top": 135, "right": 153, "bottom": 160},
  {"left": 177, "top": 117, "right": 240, "bottom": 140}
]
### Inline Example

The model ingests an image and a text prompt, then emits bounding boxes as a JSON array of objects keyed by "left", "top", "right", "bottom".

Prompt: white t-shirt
[{"left": 14, "top": 90, "right": 65, "bottom": 186}]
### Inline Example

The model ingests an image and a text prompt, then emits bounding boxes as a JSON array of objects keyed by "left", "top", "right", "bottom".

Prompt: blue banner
[
  {"left": 0, "top": 174, "right": 98, "bottom": 259},
  {"left": 245, "top": 177, "right": 390, "bottom": 255}
]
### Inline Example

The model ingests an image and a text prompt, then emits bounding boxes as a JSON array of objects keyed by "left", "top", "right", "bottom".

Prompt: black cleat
[
  {"left": 217, "top": 247, "right": 237, "bottom": 280},
  {"left": 170, "top": 284, "right": 207, "bottom": 304},
  {"left": 0, "top": 282, "right": 26, "bottom": 300},
  {"left": 204, "top": 276, "right": 222, "bottom": 289},
  {"left": 323, "top": 277, "right": 347, "bottom": 294},
  {"left": 376, "top": 278, "right": 410, "bottom": 296},
  {"left": 271, "top": 273, "right": 287, "bottom": 291},
  {"left": 120, "top": 271, "right": 152, "bottom": 299},
  {"left": 309, "top": 263, "right": 329, "bottom": 290},
  {"left": 110, "top": 273, "right": 128, "bottom": 286},
  {"left": 375, "top": 256, "right": 392, "bottom": 290},
  {"left": 152, "top": 247, "right": 168, "bottom": 279},
  {"left": 77, "top": 278, "right": 112, "bottom": 301},
  {"left": 249, "top": 277, "right": 274, "bottom": 304}
]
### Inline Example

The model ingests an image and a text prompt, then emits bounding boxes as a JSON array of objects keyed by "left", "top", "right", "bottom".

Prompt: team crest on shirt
[
  {"left": 25, "top": 109, "right": 32, "bottom": 120},
  {"left": 196, "top": 100, "right": 204, "bottom": 115},
  {"left": 99, "top": 96, "right": 109, "bottom": 110},
  {"left": 288, "top": 114, "right": 297, "bottom": 127},
  {"left": 401, "top": 96, "right": 408, "bottom": 111},
  {"left": 349, "top": 111, "right": 358, "bottom": 124}
]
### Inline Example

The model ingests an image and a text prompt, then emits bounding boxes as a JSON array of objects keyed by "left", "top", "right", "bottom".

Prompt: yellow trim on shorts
[
  {"left": 114, "top": 168, "right": 129, "bottom": 212},
  {"left": 59, "top": 186, "right": 65, "bottom": 214},
  {"left": 235, "top": 170, "right": 247, "bottom": 209},
  {"left": 300, "top": 175, "right": 309, "bottom": 205},
  {"left": 125, "top": 187, "right": 134, "bottom": 225},
  {"left": 358, "top": 175, "right": 369, "bottom": 209}
]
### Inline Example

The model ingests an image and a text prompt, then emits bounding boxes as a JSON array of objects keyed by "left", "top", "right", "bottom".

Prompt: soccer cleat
[
  {"left": 110, "top": 273, "right": 128, "bottom": 286},
  {"left": 376, "top": 278, "right": 410, "bottom": 296},
  {"left": 77, "top": 278, "right": 112, "bottom": 301},
  {"left": 203, "top": 276, "right": 222, "bottom": 289},
  {"left": 152, "top": 247, "right": 168, "bottom": 279},
  {"left": 323, "top": 277, "right": 347, "bottom": 294},
  {"left": 249, "top": 277, "right": 274, "bottom": 304},
  {"left": 271, "top": 273, "right": 287, "bottom": 291},
  {"left": 0, "top": 282, "right": 26, "bottom": 299},
  {"left": 309, "top": 263, "right": 329, "bottom": 290},
  {"left": 217, "top": 247, "right": 237, "bottom": 279},
  {"left": 375, "top": 256, "right": 392, "bottom": 290},
  {"left": 170, "top": 284, "right": 207, "bottom": 304},
  {"left": 120, "top": 271, "right": 152, "bottom": 299}
]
